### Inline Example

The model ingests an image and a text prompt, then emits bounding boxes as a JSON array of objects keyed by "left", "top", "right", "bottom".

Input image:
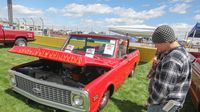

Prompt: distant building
[
  {"left": 88, "top": 31, "right": 96, "bottom": 35},
  {"left": 70, "top": 31, "right": 83, "bottom": 34}
]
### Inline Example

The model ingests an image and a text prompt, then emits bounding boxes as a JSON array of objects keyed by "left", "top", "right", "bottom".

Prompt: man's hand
[{"left": 147, "top": 57, "right": 159, "bottom": 79}]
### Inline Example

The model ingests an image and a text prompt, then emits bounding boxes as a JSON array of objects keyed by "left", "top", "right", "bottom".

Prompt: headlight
[
  {"left": 71, "top": 93, "right": 84, "bottom": 108},
  {"left": 73, "top": 95, "right": 83, "bottom": 106},
  {"left": 10, "top": 74, "right": 16, "bottom": 86}
]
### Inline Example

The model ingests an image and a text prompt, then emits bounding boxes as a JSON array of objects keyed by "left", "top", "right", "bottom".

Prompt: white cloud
[
  {"left": 46, "top": 3, "right": 165, "bottom": 25},
  {"left": 169, "top": 0, "right": 192, "bottom": 3},
  {"left": 171, "top": 23, "right": 193, "bottom": 38},
  {"left": 13, "top": 4, "right": 43, "bottom": 15},
  {"left": 105, "top": 5, "right": 165, "bottom": 25},
  {"left": 138, "top": 5, "right": 166, "bottom": 19},
  {"left": 47, "top": 7, "right": 58, "bottom": 13},
  {"left": 51, "top": 3, "right": 165, "bottom": 19},
  {"left": 170, "top": 23, "right": 192, "bottom": 31},
  {"left": 169, "top": 0, "right": 179, "bottom": 3},
  {"left": 62, "top": 3, "right": 112, "bottom": 17},
  {"left": 81, "top": 19, "right": 103, "bottom": 25},
  {"left": 182, "top": 0, "right": 193, "bottom": 2},
  {"left": 194, "top": 14, "right": 200, "bottom": 21},
  {"left": 105, "top": 18, "right": 144, "bottom": 25},
  {"left": 169, "top": 3, "right": 190, "bottom": 14},
  {"left": 79, "top": 19, "right": 106, "bottom": 32}
]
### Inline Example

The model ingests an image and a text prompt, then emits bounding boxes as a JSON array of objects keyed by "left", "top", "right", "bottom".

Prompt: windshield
[{"left": 64, "top": 36, "right": 117, "bottom": 57}]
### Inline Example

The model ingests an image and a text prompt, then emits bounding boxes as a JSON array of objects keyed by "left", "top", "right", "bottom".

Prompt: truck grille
[{"left": 15, "top": 75, "right": 71, "bottom": 105}]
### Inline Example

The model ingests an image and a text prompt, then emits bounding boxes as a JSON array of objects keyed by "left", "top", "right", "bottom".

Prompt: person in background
[
  {"left": 147, "top": 25, "right": 192, "bottom": 112},
  {"left": 119, "top": 40, "right": 128, "bottom": 57}
]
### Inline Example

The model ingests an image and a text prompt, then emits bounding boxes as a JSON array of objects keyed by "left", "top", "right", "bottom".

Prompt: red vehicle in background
[
  {"left": 0, "top": 24, "right": 35, "bottom": 46},
  {"left": 189, "top": 52, "right": 200, "bottom": 112},
  {"left": 8, "top": 34, "right": 140, "bottom": 112}
]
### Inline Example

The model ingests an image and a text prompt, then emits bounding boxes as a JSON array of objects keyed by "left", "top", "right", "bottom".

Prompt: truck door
[
  {"left": 118, "top": 40, "right": 131, "bottom": 76},
  {"left": 112, "top": 57, "right": 130, "bottom": 89},
  {"left": 113, "top": 55, "right": 130, "bottom": 88},
  {"left": 0, "top": 26, "right": 4, "bottom": 43}
]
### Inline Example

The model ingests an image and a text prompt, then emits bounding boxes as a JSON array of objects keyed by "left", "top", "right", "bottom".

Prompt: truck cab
[
  {"left": 0, "top": 25, "right": 4, "bottom": 43},
  {"left": 8, "top": 34, "right": 140, "bottom": 112}
]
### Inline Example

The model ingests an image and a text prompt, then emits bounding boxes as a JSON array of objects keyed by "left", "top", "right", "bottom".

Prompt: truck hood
[{"left": 9, "top": 46, "right": 118, "bottom": 68}]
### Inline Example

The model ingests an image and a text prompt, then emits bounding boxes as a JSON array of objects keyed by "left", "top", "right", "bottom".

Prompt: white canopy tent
[{"left": 109, "top": 25, "right": 156, "bottom": 38}]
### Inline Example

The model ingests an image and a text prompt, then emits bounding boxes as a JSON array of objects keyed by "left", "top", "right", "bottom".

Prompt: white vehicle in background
[{"left": 186, "top": 22, "right": 200, "bottom": 48}]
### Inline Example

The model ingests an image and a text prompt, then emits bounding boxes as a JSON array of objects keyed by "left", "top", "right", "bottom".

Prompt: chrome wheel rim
[{"left": 100, "top": 91, "right": 109, "bottom": 106}]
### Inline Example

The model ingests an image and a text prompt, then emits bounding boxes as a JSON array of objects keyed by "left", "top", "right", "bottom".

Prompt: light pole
[
  {"left": 30, "top": 18, "right": 35, "bottom": 31},
  {"left": 23, "top": 18, "right": 27, "bottom": 30},
  {"left": 14, "top": 18, "right": 20, "bottom": 29},
  {"left": 7, "top": 0, "right": 13, "bottom": 26},
  {"left": 40, "top": 17, "right": 44, "bottom": 35}
]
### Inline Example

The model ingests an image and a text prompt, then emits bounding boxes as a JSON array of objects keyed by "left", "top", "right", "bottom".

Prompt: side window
[
  {"left": 189, "top": 30, "right": 200, "bottom": 37},
  {"left": 188, "top": 32, "right": 193, "bottom": 37},
  {"left": 68, "top": 36, "right": 85, "bottom": 49},
  {"left": 195, "top": 29, "right": 200, "bottom": 38}
]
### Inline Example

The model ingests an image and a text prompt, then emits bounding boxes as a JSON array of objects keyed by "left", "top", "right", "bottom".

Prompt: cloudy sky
[{"left": 0, "top": 0, "right": 200, "bottom": 36}]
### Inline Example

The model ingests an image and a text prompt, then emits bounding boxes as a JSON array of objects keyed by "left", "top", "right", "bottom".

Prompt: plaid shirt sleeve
[{"left": 148, "top": 59, "right": 181, "bottom": 104}]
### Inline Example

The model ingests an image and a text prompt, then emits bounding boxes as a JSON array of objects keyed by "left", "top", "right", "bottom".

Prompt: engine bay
[{"left": 13, "top": 59, "right": 110, "bottom": 88}]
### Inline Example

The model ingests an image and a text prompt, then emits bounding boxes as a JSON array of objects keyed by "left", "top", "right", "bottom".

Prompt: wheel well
[
  {"left": 15, "top": 37, "right": 27, "bottom": 41},
  {"left": 108, "top": 84, "right": 114, "bottom": 97}
]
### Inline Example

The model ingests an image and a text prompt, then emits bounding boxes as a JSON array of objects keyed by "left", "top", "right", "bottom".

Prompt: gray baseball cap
[{"left": 152, "top": 25, "right": 176, "bottom": 43}]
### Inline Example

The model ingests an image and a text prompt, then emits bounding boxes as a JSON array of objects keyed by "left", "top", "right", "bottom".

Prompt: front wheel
[
  {"left": 15, "top": 38, "right": 27, "bottom": 46},
  {"left": 98, "top": 90, "right": 110, "bottom": 111}
]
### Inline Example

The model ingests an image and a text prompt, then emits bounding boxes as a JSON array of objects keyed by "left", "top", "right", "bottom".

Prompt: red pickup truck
[
  {"left": 8, "top": 34, "right": 140, "bottom": 112},
  {"left": 0, "top": 24, "right": 35, "bottom": 46},
  {"left": 189, "top": 52, "right": 200, "bottom": 112}
]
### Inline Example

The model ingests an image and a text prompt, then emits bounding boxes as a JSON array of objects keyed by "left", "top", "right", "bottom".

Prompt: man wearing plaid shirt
[{"left": 147, "top": 25, "right": 192, "bottom": 112}]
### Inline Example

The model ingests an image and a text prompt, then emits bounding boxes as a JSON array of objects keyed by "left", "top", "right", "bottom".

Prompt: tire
[
  {"left": 98, "top": 90, "right": 110, "bottom": 111},
  {"left": 129, "top": 64, "right": 136, "bottom": 77},
  {"left": 15, "top": 38, "right": 27, "bottom": 46}
]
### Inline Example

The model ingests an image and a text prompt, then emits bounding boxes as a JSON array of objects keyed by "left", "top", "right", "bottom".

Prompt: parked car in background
[
  {"left": 0, "top": 24, "right": 35, "bottom": 46},
  {"left": 187, "top": 22, "right": 200, "bottom": 48},
  {"left": 8, "top": 34, "right": 140, "bottom": 112},
  {"left": 189, "top": 52, "right": 200, "bottom": 112}
]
